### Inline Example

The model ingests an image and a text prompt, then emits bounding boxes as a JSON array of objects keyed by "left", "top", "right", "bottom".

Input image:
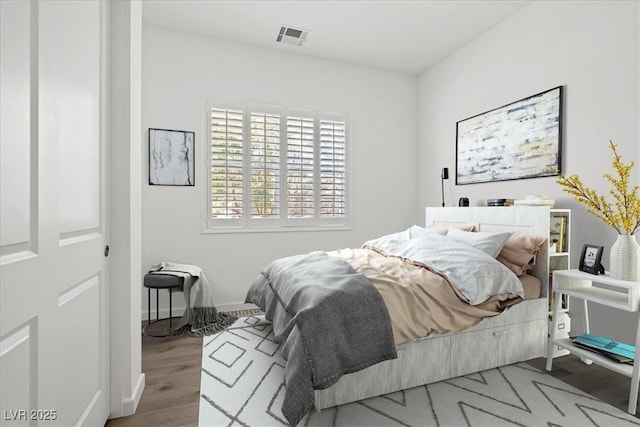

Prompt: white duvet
[{"left": 364, "top": 231, "right": 524, "bottom": 305}]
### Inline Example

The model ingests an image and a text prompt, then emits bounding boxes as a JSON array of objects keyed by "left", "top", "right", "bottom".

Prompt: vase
[{"left": 609, "top": 234, "right": 640, "bottom": 281}]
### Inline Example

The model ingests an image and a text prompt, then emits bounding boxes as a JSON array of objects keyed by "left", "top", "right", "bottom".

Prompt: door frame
[{"left": 107, "top": 0, "right": 145, "bottom": 419}]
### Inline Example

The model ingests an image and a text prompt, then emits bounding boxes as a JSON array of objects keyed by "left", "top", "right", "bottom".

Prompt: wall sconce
[{"left": 441, "top": 167, "right": 448, "bottom": 207}]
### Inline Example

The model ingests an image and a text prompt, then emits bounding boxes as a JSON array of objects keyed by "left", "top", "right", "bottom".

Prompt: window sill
[{"left": 201, "top": 225, "right": 352, "bottom": 234}]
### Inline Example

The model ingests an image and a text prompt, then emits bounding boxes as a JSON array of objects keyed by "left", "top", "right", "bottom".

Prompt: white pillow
[
  {"left": 446, "top": 228, "right": 513, "bottom": 258},
  {"left": 364, "top": 226, "right": 446, "bottom": 249},
  {"left": 408, "top": 225, "right": 448, "bottom": 238},
  {"left": 369, "top": 233, "right": 524, "bottom": 304}
]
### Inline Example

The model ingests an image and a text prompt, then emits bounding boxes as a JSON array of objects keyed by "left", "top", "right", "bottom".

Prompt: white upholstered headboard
[{"left": 425, "top": 207, "right": 551, "bottom": 297}]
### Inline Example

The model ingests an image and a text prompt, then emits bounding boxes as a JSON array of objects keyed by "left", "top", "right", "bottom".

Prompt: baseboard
[
  {"left": 141, "top": 306, "right": 186, "bottom": 320},
  {"left": 109, "top": 373, "right": 145, "bottom": 420},
  {"left": 124, "top": 373, "right": 145, "bottom": 416},
  {"left": 134, "top": 373, "right": 145, "bottom": 410}
]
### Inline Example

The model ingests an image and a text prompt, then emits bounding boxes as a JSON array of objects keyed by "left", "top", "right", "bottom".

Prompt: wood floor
[
  {"left": 105, "top": 324, "right": 639, "bottom": 427},
  {"left": 105, "top": 330, "right": 202, "bottom": 427}
]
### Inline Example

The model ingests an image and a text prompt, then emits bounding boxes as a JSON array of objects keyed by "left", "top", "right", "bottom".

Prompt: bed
[{"left": 245, "top": 207, "right": 551, "bottom": 426}]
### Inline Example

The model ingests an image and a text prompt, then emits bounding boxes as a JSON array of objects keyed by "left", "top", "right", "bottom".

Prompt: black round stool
[{"left": 143, "top": 273, "right": 185, "bottom": 337}]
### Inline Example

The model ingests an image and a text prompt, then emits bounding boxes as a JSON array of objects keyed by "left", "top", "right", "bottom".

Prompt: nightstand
[{"left": 545, "top": 269, "right": 640, "bottom": 414}]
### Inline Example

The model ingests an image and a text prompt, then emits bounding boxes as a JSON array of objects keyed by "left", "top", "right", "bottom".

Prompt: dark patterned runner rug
[
  {"left": 224, "top": 308, "right": 264, "bottom": 318},
  {"left": 199, "top": 315, "right": 640, "bottom": 426}
]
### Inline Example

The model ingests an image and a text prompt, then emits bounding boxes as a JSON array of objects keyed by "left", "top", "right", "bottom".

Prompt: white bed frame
[{"left": 314, "top": 207, "right": 551, "bottom": 410}]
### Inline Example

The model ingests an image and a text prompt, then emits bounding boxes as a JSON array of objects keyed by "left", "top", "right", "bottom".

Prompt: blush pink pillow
[{"left": 497, "top": 233, "right": 547, "bottom": 276}]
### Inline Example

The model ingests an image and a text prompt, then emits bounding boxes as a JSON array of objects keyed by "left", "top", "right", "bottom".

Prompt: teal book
[{"left": 572, "top": 333, "right": 635, "bottom": 360}]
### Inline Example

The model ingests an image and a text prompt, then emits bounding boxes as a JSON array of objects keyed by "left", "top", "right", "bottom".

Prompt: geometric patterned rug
[{"left": 199, "top": 315, "right": 640, "bottom": 427}]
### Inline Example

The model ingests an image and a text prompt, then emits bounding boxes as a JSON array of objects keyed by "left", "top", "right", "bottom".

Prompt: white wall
[
  {"left": 142, "top": 1, "right": 639, "bottom": 343},
  {"left": 417, "top": 0, "right": 639, "bottom": 342},
  {"left": 142, "top": 27, "right": 418, "bottom": 310}
]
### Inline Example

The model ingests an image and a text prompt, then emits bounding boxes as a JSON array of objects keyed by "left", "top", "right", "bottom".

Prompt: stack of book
[
  {"left": 512, "top": 195, "right": 555, "bottom": 207},
  {"left": 548, "top": 279, "right": 568, "bottom": 311},
  {"left": 572, "top": 333, "right": 635, "bottom": 364},
  {"left": 550, "top": 214, "right": 567, "bottom": 253},
  {"left": 487, "top": 198, "right": 514, "bottom": 207}
]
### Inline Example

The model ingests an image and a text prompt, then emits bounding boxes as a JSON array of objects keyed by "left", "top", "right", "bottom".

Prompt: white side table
[{"left": 546, "top": 269, "right": 640, "bottom": 414}]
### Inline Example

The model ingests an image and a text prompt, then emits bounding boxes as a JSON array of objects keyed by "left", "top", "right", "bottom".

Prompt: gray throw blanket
[
  {"left": 148, "top": 262, "right": 236, "bottom": 336},
  {"left": 245, "top": 251, "right": 397, "bottom": 426}
]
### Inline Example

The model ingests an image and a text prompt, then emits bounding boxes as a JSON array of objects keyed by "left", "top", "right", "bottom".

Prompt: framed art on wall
[
  {"left": 148, "top": 128, "right": 195, "bottom": 186},
  {"left": 456, "top": 86, "right": 563, "bottom": 185}
]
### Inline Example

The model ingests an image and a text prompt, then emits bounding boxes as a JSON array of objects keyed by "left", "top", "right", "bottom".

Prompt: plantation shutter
[
  {"left": 319, "top": 119, "right": 346, "bottom": 218},
  {"left": 286, "top": 115, "right": 315, "bottom": 219},
  {"left": 211, "top": 108, "right": 244, "bottom": 219},
  {"left": 250, "top": 111, "right": 280, "bottom": 219},
  {"left": 208, "top": 102, "right": 348, "bottom": 229}
]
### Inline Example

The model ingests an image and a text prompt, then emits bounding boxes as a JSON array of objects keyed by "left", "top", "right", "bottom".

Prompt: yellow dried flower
[{"left": 557, "top": 141, "right": 639, "bottom": 235}]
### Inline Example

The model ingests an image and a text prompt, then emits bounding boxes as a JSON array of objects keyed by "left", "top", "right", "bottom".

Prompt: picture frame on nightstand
[{"left": 578, "top": 244, "right": 605, "bottom": 275}]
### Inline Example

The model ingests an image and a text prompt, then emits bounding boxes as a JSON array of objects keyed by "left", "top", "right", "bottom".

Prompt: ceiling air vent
[{"left": 276, "top": 26, "right": 309, "bottom": 47}]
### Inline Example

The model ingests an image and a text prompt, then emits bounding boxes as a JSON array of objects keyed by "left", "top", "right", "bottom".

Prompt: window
[{"left": 208, "top": 103, "right": 348, "bottom": 230}]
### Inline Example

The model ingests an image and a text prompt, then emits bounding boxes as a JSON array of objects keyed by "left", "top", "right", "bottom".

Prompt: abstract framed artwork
[
  {"left": 148, "top": 128, "right": 195, "bottom": 186},
  {"left": 456, "top": 86, "right": 563, "bottom": 185}
]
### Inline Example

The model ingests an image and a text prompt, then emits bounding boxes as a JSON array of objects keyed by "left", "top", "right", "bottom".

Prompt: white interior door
[{"left": 1, "top": 1, "right": 110, "bottom": 425}]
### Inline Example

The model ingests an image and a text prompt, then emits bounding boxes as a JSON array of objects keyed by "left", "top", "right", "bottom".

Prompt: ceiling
[{"left": 142, "top": 0, "right": 532, "bottom": 75}]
